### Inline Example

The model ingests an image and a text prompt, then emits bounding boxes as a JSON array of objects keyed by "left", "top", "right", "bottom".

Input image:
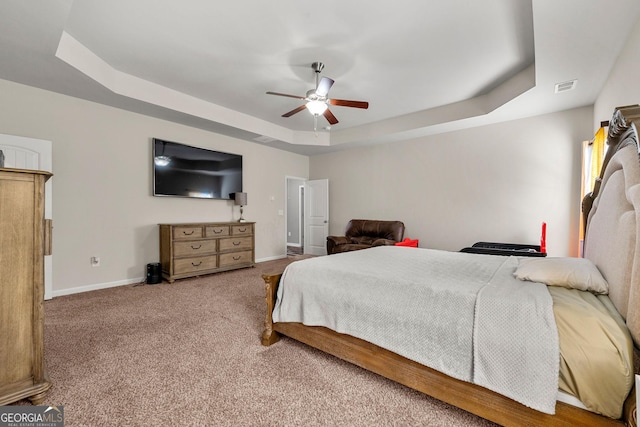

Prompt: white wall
[
  {"left": 595, "top": 16, "right": 640, "bottom": 127},
  {"left": 311, "top": 107, "right": 593, "bottom": 257},
  {"left": 0, "top": 79, "right": 308, "bottom": 294},
  {"left": 0, "top": 64, "right": 609, "bottom": 294}
]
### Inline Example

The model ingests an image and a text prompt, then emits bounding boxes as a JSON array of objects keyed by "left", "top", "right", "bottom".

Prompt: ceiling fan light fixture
[
  {"left": 266, "top": 61, "right": 367, "bottom": 127},
  {"left": 306, "top": 100, "right": 328, "bottom": 116},
  {"left": 154, "top": 155, "right": 171, "bottom": 166}
]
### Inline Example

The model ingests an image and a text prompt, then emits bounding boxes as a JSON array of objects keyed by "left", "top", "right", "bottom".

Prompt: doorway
[
  {"left": 285, "top": 177, "right": 329, "bottom": 256},
  {"left": 286, "top": 177, "right": 305, "bottom": 255}
]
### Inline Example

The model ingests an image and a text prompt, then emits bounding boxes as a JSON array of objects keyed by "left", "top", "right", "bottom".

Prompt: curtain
[
  {"left": 580, "top": 126, "right": 607, "bottom": 256},
  {"left": 589, "top": 127, "right": 606, "bottom": 191}
]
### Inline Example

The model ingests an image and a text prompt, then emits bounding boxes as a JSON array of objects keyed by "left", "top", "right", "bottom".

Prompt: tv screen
[{"left": 152, "top": 138, "right": 242, "bottom": 199}]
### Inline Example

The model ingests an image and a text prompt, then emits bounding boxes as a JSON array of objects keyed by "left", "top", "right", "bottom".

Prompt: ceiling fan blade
[
  {"left": 328, "top": 99, "right": 369, "bottom": 109},
  {"left": 266, "top": 91, "right": 306, "bottom": 100},
  {"left": 315, "top": 77, "right": 335, "bottom": 97},
  {"left": 323, "top": 108, "right": 339, "bottom": 125},
  {"left": 282, "top": 105, "right": 307, "bottom": 117}
]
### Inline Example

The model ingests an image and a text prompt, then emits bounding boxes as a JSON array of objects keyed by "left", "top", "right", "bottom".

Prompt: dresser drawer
[
  {"left": 173, "top": 256, "right": 217, "bottom": 274},
  {"left": 219, "top": 236, "right": 252, "bottom": 251},
  {"left": 173, "top": 239, "right": 217, "bottom": 257},
  {"left": 206, "top": 225, "right": 230, "bottom": 237},
  {"left": 173, "top": 226, "right": 203, "bottom": 240},
  {"left": 159, "top": 222, "right": 255, "bottom": 283},
  {"left": 219, "top": 250, "right": 253, "bottom": 267},
  {"left": 231, "top": 224, "right": 253, "bottom": 236}
]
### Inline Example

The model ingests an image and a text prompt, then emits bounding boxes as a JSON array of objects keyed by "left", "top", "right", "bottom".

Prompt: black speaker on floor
[{"left": 146, "top": 262, "right": 162, "bottom": 285}]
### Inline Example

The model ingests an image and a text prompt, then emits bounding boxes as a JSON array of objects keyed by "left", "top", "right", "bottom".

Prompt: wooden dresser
[
  {"left": 0, "top": 168, "right": 52, "bottom": 405},
  {"left": 159, "top": 222, "right": 255, "bottom": 283}
]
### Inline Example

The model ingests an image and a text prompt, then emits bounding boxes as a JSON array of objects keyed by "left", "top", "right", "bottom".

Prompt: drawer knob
[
  {"left": 183, "top": 230, "right": 194, "bottom": 235},
  {"left": 213, "top": 229, "right": 223, "bottom": 234},
  {"left": 191, "top": 244, "right": 202, "bottom": 250},
  {"left": 191, "top": 261, "right": 202, "bottom": 267},
  {"left": 233, "top": 241, "right": 241, "bottom": 246},
  {"left": 233, "top": 255, "right": 241, "bottom": 260},
  {"left": 238, "top": 228, "right": 247, "bottom": 232}
]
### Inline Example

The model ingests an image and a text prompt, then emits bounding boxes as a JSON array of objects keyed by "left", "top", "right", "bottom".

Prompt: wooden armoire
[{"left": 0, "top": 167, "right": 52, "bottom": 405}]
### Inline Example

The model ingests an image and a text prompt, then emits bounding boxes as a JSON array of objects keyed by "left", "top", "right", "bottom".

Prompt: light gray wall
[
  {"left": 310, "top": 107, "right": 593, "bottom": 257},
  {"left": 0, "top": 78, "right": 309, "bottom": 294},
  {"left": 594, "top": 16, "right": 640, "bottom": 128},
  {"left": 0, "top": 53, "right": 617, "bottom": 293}
]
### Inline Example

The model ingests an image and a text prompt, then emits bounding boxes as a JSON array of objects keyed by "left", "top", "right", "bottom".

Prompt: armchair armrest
[
  {"left": 371, "top": 238, "right": 398, "bottom": 247},
  {"left": 327, "top": 235, "right": 351, "bottom": 254},
  {"left": 328, "top": 235, "right": 350, "bottom": 245}
]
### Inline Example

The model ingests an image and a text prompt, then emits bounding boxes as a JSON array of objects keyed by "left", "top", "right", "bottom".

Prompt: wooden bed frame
[{"left": 261, "top": 105, "right": 640, "bottom": 427}]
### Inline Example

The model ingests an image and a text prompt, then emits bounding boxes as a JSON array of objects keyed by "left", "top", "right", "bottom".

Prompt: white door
[
  {"left": 304, "top": 179, "right": 329, "bottom": 256},
  {"left": 0, "top": 134, "right": 53, "bottom": 300}
]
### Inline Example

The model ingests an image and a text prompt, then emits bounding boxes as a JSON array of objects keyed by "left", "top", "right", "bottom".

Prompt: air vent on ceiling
[
  {"left": 554, "top": 79, "right": 577, "bottom": 93},
  {"left": 253, "top": 135, "right": 277, "bottom": 143}
]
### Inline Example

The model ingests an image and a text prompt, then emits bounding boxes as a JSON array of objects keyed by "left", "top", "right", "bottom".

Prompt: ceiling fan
[{"left": 266, "top": 62, "right": 369, "bottom": 128}]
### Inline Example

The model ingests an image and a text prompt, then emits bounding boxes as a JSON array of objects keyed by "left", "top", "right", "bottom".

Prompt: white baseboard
[
  {"left": 52, "top": 276, "right": 145, "bottom": 298},
  {"left": 256, "top": 254, "right": 288, "bottom": 262},
  {"left": 51, "top": 256, "right": 289, "bottom": 297}
]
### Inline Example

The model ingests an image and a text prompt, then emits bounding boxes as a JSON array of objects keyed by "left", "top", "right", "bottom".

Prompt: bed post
[{"left": 261, "top": 273, "right": 282, "bottom": 346}]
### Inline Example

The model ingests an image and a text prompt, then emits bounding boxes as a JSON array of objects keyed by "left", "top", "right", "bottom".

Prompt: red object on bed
[
  {"left": 395, "top": 238, "right": 419, "bottom": 247},
  {"left": 540, "top": 222, "right": 547, "bottom": 254}
]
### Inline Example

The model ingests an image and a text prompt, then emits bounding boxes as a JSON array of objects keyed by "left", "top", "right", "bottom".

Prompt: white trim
[
  {"left": 52, "top": 277, "right": 145, "bottom": 297},
  {"left": 51, "top": 256, "right": 288, "bottom": 297},
  {"left": 257, "top": 255, "right": 287, "bottom": 263},
  {"left": 298, "top": 184, "right": 304, "bottom": 247},
  {"left": 285, "top": 175, "right": 308, "bottom": 255}
]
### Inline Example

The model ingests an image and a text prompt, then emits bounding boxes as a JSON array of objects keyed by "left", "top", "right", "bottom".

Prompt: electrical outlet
[
  {"left": 288, "top": 231, "right": 291, "bottom": 236},
  {"left": 91, "top": 256, "right": 100, "bottom": 267}
]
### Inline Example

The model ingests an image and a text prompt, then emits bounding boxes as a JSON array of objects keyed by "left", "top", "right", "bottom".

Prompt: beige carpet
[{"left": 20, "top": 256, "right": 495, "bottom": 426}]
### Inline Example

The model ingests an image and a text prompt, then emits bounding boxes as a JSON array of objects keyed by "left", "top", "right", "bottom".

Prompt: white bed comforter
[{"left": 273, "top": 246, "right": 559, "bottom": 413}]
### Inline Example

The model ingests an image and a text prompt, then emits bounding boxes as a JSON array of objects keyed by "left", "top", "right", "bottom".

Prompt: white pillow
[{"left": 513, "top": 257, "right": 609, "bottom": 294}]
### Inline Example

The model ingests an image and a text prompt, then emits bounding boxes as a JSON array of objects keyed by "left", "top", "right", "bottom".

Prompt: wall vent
[
  {"left": 253, "top": 135, "right": 277, "bottom": 143},
  {"left": 554, "top": 79, "right": 577, "bottom": 93}
]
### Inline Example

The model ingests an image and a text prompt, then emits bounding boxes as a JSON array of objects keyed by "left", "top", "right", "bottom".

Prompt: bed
[{"left": 261, "top": 105, "right": 640, "bottom": 426}]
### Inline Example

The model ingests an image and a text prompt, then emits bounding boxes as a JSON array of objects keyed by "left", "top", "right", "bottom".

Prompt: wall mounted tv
[{"left": 152, "top": 138, "right": 242, "bottom": 200}]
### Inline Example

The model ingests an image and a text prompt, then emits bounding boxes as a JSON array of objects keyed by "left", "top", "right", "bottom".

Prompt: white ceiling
[{"left": 1, "top": 0, "right": 639, "bottom": 155}]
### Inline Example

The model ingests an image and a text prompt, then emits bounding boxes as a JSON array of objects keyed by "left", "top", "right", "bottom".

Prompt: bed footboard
[{"left": 261, "top": 273, "right": 282, "bottom": 346}]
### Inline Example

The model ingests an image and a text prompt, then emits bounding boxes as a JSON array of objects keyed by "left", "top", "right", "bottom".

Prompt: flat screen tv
[{"left": 152, "top": 138, "right": 242, "bottom": 200}]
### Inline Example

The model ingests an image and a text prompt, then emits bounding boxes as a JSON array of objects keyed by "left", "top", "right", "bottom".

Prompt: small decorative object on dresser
[
  {"left": 159, "top": 222, "right": 255, "bottom": 283},
  {"left": 233, "top": 192, "right": 248, "bottom": 222},
  {"left": 0, "top": 167, "right": 52, "bottom": 405}
]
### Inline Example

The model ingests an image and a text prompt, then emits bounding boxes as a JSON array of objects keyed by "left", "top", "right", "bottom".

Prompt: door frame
[{"left": 285, "top": 176, "right": 307, "bottom": 253}]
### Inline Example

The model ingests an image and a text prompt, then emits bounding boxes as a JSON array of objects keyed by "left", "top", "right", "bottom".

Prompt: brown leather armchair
[{"left": 327, "top": 219, "right": 405, "bottom": 255}]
